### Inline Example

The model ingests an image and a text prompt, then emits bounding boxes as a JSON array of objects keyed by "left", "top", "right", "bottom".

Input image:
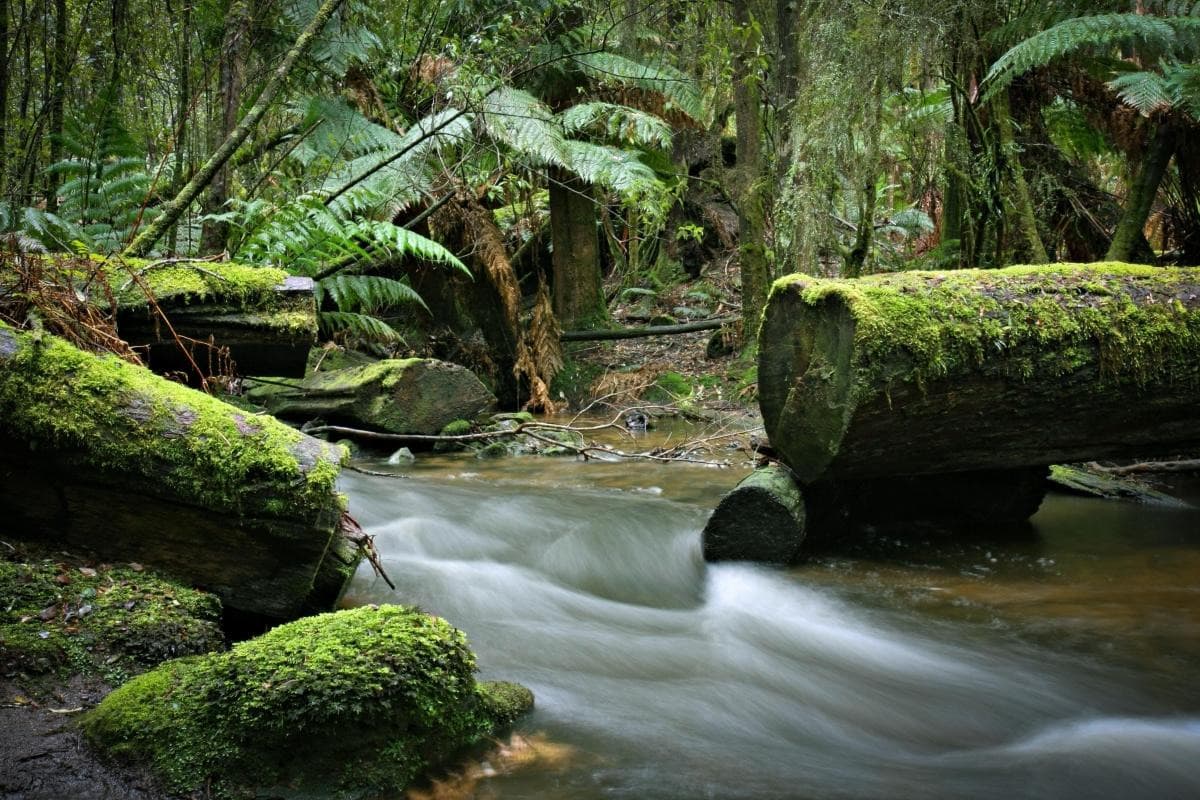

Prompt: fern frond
[
  {"left": 1108, "top": 68, "right": 1175, "bottom": 114},
  {"left": 563, "top": 140, "right": 664, "bottom": 201},
  {"left": 318, "top": 311, "right": 403, "bottom": 343},
  {"left": 984, "top": 14, "right": 1183, "bottom": 98},
  {"left": 478, "top": 86, "right": 569, "bottom": 168},
  {"left": 319, "top": 274, "right": 429, "bottom": 313},
  {"left": 572, "top": 51, "right": 705, "bottom": 123},
  {"left": 559, "top": 102, "right": 672, "bottom": 148}
]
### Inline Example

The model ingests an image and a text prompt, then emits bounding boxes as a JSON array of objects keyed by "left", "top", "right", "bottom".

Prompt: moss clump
[
  {"left": 103, "top": 257, "right": 291, "bottom": 310},
  {"left": 647, "top": 370, "right": 693, "bottom": 404},
  {"left": 0, "top": 546, "right": 223, "bottom": 688},
  {"left": 771, "top": 262, "right": 1200, "bottom": 391},
  {"left": 0, "top": 322, "right": 344, "bottom": 519},
  {"left": 81, "top": 604, "right": 533, "bottom": 796}
]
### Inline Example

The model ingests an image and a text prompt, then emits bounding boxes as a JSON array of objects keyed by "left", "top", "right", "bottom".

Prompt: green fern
[
  {"left": 477, "top": 85, "right": 569, "bottom": 168},
  {"left": 572, "top": 51, "right": 706, "bottom": 123},
  {"left": 318, "top": 310, "right": 405, "bottom": 342},
  {"left": 559, "top": 102, "right": 672, "bottom": 148},
  {"left": 318, "top": 273, "right": 428, "bottom": 313}
]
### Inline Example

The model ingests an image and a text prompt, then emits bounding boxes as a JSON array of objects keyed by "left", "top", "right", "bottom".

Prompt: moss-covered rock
[
  {"left": 82, "top": 605, "right": 533, "bottom": 796},
  {"left": 248, "top": 358, "right": 496, "bottom": 436},
  {"left": 0, "top": 546, "right": 223, "bottom": 687}
]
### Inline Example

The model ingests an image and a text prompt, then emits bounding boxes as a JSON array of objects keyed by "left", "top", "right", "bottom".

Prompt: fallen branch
[
  {"left": 1084, "top": 459, "right": 1200, "bottom": 476},
  {"left": 561, "top": 316, "right": 736, "bottom": 341}
]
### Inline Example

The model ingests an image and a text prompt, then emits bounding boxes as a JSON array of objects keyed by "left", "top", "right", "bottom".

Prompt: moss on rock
[
  {"left": 81, "top": 604, "right": 534, "bottom": 796},
  {"left": 0, "top": 546, "right": 223, "bottom": 687}
]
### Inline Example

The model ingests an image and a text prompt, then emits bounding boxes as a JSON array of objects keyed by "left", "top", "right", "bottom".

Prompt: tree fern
[
  {"left": 477, "top": 85, "right": 569, "bottom": 168},
  {"left": 559, "top": 101, "right": 672, "bottom": 148},
  {"left": 572, "top": 51, "right": 706, "bottom": 124},
  {"left": 318, "top": 273, "right": 428, "bottom": 313}
]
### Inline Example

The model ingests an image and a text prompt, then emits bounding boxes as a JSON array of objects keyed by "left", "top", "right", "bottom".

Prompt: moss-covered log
[
  {"left": 0, "top": 322, "right": 356, "bottom": 620},
  {"left": 112, "top": 259, "right": 318, "bottom": 378},
  {"left": 759, "top": 263, "right": 1200, "bottom": 484},
  {"left": 248, "top": 358, "right": 496, "bottom": 435},
  {"left": 702, "top": 465, "right": 807, "bottom": 563},
  {"left": 81, "top": 605, "right": 534, "bottom": 796}
]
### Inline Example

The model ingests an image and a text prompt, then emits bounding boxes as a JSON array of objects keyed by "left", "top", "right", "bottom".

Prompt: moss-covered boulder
[
  {"left": 82, "top": 605, "right": 534, "bottom": 796},
  {"left": 0, "top": 322, "right": 358, "bottom": 620},
  {"left": 759, "top": 263, "right": 1200, "bottom": 484},
  {"left": 248, "top": 358, "right": 496, "bottom": 435},
  {"left": 0, "top": 545, "right": 224, "bottom": 686}
]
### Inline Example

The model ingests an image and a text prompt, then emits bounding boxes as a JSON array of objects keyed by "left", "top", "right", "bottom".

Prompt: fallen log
[
  {"left": 111, "top": 258, "right": 318, "bottom": 378},
  {"left": 702, "top": 465, "right": 806, "bottom": 563},
  {"left": 0, "top": 322, "right": 356, "bottom": 621},
  {"left": 759, "top": 263, "right": 1200, "bottom": 485},
  {"left": 246, "top": 358, "right": 495, "bottom": 435},
  {"left": 561, "top": 316, "right": 737, "bottom": 341}
]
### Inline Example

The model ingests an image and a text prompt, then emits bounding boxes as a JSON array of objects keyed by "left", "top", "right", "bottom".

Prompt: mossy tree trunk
[
  {"left": 759, "top": 264, "right": 1200, "bottom": 485},
  {"left": 732, "top": 0, "right": 770, "bottom": 346},
  {"left": 993, "top": 88, "right": 1048, "bottom": 264},
  {"left": 1106, "top": 123, "right": 1175, "bottom": 263}
]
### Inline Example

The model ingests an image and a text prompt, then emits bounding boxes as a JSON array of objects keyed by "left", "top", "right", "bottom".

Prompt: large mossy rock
[
  {"left": 249, "top": 358, "right": 497, "bottom": 435},
  {"left": 109, "top": 258, "right": 319, "bottom": 378},
  {"left": 81, "top": 605, "right": 534, "bottom": 796},
  {"left": 0, "top": 322, "right": 357, "bottom": 620},
  {"left": 759, "top": 263, "right": 1200, "bottom": 484}
]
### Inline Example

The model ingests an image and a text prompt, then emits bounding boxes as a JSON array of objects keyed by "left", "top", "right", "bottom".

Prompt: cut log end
[{"left": 702, "top": 465, "right": 806, "bottom": 563}]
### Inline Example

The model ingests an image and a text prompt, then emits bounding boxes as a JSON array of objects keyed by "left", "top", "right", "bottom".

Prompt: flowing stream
[{"left": 341, "top": 448, "right": 1200, "bottom": 799}]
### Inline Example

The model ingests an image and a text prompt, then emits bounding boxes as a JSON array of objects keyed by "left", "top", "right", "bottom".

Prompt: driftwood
[
  {"left": 759, "top": 264, "right": 1200, "bottom": 484},
  {"left": 561, "top": 316, "right": 736, "bottom": 341},
  {"left": 702, "top": 465, "right": 807, "bottom": 563},
  {"left": 0, "top": 323, "right": 356, "bottom": 621}
]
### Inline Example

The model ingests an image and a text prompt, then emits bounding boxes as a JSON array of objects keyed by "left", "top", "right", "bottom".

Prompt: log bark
[
  {"left": 702, "top": 464, "right": 806, "bottom": 563},
  {"left": 247, "top": 358, "right": 496, "bottom": 435},
  {"left": 112, "top": 259, "right": 318, "bottom": 378},
  {"left": 561, "top": 316, "right": 736, "bottom": 341},
  {"left": 759, "top": 263, "right": 1200, "bottom": 484},
  {"left": 0, "top": 323, "right": 355, "bottom": 621}
]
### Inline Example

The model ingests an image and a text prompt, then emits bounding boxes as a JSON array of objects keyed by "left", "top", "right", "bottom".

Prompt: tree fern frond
[
  {"left": 559, "top": 102, "right": 672, "bottom": 148},
  {"left": 478, "top": 86, "right": 569, "bottom": 168},
  {"left": 984, "top": 13, "right": 1181, "bottom": 97},
  {"left": 1109, "top": 68, "right": 1175, "bottom": 114},
  {"left": 320, "top": 274, "right": 429, "bottom": 313},
  {"left": 563, "top": 140, "right": 664, "bottom": 201},
  {"left": 318, "top": 311, "right": 403, "bottom": 343},
  {"left": 572, "top": 51, "right": 706, "bottom": 123}
]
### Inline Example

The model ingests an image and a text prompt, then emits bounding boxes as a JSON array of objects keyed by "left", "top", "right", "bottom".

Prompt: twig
[
  {"left": 1085, "top": 459, "right": 1200, "bottom": 476},
  {"left": 341, "top": 512, "right": 395, "bottom": 590}
]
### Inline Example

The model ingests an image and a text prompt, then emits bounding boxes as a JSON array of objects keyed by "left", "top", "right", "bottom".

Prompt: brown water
[{"left": 342, "top": 439, "right": 1200, "bottom": 799}]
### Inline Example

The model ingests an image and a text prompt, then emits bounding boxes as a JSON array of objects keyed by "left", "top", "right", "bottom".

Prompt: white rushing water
[{"left": 342, "top": 469, "right": 1200, "bottom": 799}]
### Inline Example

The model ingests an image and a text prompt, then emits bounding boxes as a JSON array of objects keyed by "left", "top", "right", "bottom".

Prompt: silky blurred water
[{"left": 341, "top": 456, "right": 1200, "bottom": 799}]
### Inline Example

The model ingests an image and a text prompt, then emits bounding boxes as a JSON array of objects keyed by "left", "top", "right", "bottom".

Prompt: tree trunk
[
  {"left": 123, "top": 0, "right": 346, "bottom": 257},
  {"left": 199, "top": 0, "right": 251, "bottom": 255},
  {"left": 0, "top": 0, "right": 8, "bottom": 200},
  {"left": 993, "top": 88, "right": 1048, "bottom": 263},
  {"left": 1106, "top": 123, "right": 1175, "bottom": 263},
  {"left": 549, "top": 167, "right": 606, "bottom": 329},
  {"left": 732, "top": 0, "right": 769, "bottom": 346},
  {"left": 759, "top": 264, "right": 1200, "bottom": 484},
  {"left": 0, "top": 323, "right": 355, "bottom": 621}
]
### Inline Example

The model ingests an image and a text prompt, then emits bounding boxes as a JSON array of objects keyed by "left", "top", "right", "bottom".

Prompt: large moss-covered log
[
  {"left": 702, "top": 465, "right": 807, "bottom": 563},
  {"left": 82, "top": 605, "right": 534, "bottom": 796},
  {"left": 248, "top": 358, "right": 496, "bottom": 434},
  {"left": 759, "top": 263, "right": 1200, "bottom": 484},
  {"left": 0, "top": 322, "right": 356, "bottom": 620},
  {"left": 111, "top": 259, "right": 318, "bottom": 378}
]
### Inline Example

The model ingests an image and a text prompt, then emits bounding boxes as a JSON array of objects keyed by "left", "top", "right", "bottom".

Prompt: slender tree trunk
[
  {"left": 1106, "top": 122, "right": 1174, "bottom": 263},
  {"left": 1, "top": 0, "right": 9, "bottom": 200},
  {"left": 168, "top": 0, "right": 190, "bottom": 252},
  {"left": 44, "top": 0, "right": 66, "bottom": 210},
  {"left": 993, "top": 88, "right": 1048, "bottom": 263},
  {"left": 549, "top": 168, "right": 605, "bottom": 328},
  {"left": 732, "top": 0, "right": 769, "bottom": 347},
  {"left": 199, "top": 0, "right": 251, "bottom": 254},
  {"left": 124, "top": 0, "right": 346, "bottom": 257}
]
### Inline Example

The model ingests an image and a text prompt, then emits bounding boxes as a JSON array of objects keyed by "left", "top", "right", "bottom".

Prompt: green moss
[
  {"left": 0, "top": 322, "right": 344, "bottom": 519},
  {"left": 439, "top": 419, "right": 473, "bottom": 437},
  {"left": 647, "top": 370, "right": 693, "bottom": 404},
  {"left": 0, "top": 547, "right": 223, "bottom": 687},
  {"left": 102, "top": 257, "right": 290, "bottom": 309},
  {"left": 82, "top": 605, "right": 533, "bottom": 795},
  {"left": 770, "top": 262, "right": 1200, "bottom": 391}
]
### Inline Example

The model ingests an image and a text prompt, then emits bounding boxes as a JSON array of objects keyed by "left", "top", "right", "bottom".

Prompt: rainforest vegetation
[{"left": 2, "top": 0, "right": 1199, "bottom": 407}]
